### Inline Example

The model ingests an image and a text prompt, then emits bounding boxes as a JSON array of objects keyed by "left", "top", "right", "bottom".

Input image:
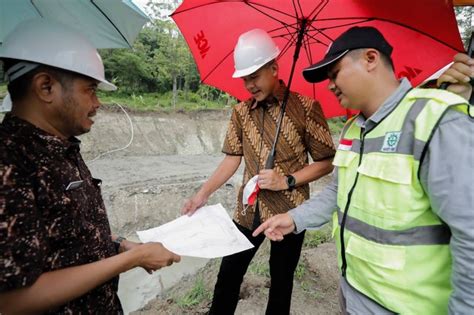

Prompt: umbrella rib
[
  {"left": 375, "top": 17, "right": 463, "bottom": 51},
  {"left": 302, "top": 33, "right": 313, "bottom": 63},
  {"left": 270, "top": 22, "right": 299, "bottom": 36},
  {"left": 305, "top": 30, "right": 332, "bottom": 46},
  {"left": 307, "top": 0, "right": 329, "bottom": 21},
  {"left": 308, "top": 16, "right": 462, "bottom": 52},
  {"left": 291, "top": 0, "right": 300, "bottom": 20},
  {"left": 30, "top": 0, "right": 44, "bottom": 17},
  {"left": 295, "top": 0, "right": 304, "bottom": 18},
  {"left": 306, "top": 18, "right": 374, "bottom": 43},
  {"left": 200, "top": 50, "right": 234, "bottom": 83},
  {"left": 306, "top": 24, "right": 336, "bottom": 43},
  {"left": 278, "top": 29, "right": 298, "bottom": 61},
  {"left": 90, "top": 0, "right": 132, "bottom": 48},
  {"left": 245, "top": 2, "right": 298, "bottom": 23},
  {"left": 301, "top": 38, "right": 317, "bottom": 99}
]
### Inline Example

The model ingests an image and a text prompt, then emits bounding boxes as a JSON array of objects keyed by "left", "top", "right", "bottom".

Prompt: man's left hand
[
  {"left": 437, "top": 53, "right": 474, "bottom": 100},
  {"left": 258, "top": 169, "right": 287, "bottom": 191}
]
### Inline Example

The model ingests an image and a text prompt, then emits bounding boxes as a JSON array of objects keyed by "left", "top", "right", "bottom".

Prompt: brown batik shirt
[
  {"left": 222, "top": 81, "right": 336, "bottom": 230},
  {"left": 0, "top": 114, "right": 122, "bottom": 314}
]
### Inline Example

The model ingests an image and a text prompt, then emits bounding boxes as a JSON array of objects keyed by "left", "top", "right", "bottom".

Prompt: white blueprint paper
[{"left": 136, "top": 204, "right": 254, "bottom": 258}]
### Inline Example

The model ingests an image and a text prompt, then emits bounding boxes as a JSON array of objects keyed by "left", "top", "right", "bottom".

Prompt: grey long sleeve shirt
[{"left": 289, "top": 79, "right": 474, "bottom": 314}]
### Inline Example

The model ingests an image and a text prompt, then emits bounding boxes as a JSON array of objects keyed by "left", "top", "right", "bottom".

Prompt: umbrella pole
[{"left": 265, "top": 19, "right": 307, "bottom": 169}]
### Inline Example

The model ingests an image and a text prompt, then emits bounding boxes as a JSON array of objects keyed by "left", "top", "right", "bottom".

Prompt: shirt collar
[
  {"left": 355, "top": 78, "right": 413, "bottom": 129},
  {"left": 2, "top": 113, "right": 81, "bottom": 154}
]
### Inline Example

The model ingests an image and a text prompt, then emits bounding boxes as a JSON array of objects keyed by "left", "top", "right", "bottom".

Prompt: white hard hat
[
  {"left": 232, "top": 29, "right": 280, "bottom": 78},
  {"left": 0, "top": 19, "right": 116, "bottom": 91}
]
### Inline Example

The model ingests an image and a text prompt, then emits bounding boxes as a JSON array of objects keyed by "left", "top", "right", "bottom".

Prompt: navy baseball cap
[{"left": 303, "top": 26, "right": 393, "bottom": 83}]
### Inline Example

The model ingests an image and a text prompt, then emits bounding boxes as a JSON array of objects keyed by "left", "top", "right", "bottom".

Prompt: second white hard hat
[
  {"left": 0, "top": 19, "right": 116, "bottom": 91},
  {"left": 232, "top": 29, "right": 280, "bottom": 78}
]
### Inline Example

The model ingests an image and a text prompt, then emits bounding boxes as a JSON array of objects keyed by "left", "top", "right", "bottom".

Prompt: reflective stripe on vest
[{"left": 336, "top": 208, "right": 451, "bottom": 245}]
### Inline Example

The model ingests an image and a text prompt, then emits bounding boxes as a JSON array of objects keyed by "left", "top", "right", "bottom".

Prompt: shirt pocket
[
  {"left": 353, "top": 154, "right": 415, "bottom": 222},
  {"left": 346, "top": 233, "right": 406, "bottom": 271},
  {"left": 357, "top": 153, "right": 412, "bottom": 185}
]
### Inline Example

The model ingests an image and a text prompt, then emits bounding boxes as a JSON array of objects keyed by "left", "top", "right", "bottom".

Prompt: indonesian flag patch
[{"left": 338, "top": 138, "right": 353, "bottom": 151}]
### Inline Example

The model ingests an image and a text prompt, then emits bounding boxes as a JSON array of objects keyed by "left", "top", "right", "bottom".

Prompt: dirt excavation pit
[{"left": 78, "top": 107, "right": 340, "bottom": 314}]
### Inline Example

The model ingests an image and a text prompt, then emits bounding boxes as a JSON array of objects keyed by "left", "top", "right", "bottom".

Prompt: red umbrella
[{"left": 171, "top": 0, "right": 464, "bottom": 118}]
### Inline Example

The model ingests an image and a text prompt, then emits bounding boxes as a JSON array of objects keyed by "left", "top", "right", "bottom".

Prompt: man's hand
[
  {"left": 252, "top": 213, "right": 296, "bottom": 241},
  {"left": 438, "top": 53, "right": 474, "bottom": 100},
  {"left": 258, "top": 169, "right": 288, "bottom": 191},
  {"left": 181, "top": 193, "right": 208, "bottom": 216},
  {"left": 131, "top": 242, "right": 181, "bottom": 274},
  {"left": 120, "top": 239, "right": 140, "bottom": 253}
]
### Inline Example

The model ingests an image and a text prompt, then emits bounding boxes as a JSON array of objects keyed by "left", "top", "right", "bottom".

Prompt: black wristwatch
[
  {"left": 113, "top": 236, "right": 126, "bottom": 253},
  {"left": 285, "top": 175, "right": 296, "bottom": 191}
]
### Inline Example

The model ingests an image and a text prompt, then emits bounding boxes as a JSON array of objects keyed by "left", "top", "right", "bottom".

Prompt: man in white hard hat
[
  {"left": 182, "top": 28, "right": 335, "bottom": 314},
  {"left": 0, "top": 19, "right": 180, "bottom": 314}
]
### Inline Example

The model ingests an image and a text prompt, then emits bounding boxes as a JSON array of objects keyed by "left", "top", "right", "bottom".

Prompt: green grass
[
  {"left": 97, "top": 90, "right": 228, "bottom": 111},
  {"left": 294, "top": 260, "right": 307, "bottom": 280},
  {"left": 175, "top": 277, "right": 212, "bottom": 308},
  {"left": 300, "top": 280, "right": 321, "bottom": 299},
  {"left": 0, "top": 84, "right": 7, "bottom": 98},
  {"left": 303, "top": 224, "right": 333, "bottom": 248},
  {"left": 327, "top": 117, "right": 346, "bottom": 135},
  {"left": 248, "top": 260, "right": 270, "bottom": 277}
]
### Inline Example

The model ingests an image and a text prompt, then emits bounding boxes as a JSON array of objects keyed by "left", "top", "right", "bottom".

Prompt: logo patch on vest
[
  {"left": 381, "top": 132, "right": 401, "bottom": 152},
  {"left": 338, "top": 138, "right": 353, "bottom": 151}
]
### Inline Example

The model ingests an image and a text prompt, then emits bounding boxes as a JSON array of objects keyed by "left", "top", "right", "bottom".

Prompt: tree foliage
[{"left": 455, "top": 6, "right": 473, "bottom": 49}]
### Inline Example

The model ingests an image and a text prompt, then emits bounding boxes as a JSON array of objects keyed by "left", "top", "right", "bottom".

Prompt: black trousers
[{"left": 209, "top": 221, "right": 305, "bottom": 315}]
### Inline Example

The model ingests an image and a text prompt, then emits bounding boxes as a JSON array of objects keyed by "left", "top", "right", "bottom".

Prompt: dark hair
[{"left": 2, "top": 59, "right": 78, "bottom": 103}]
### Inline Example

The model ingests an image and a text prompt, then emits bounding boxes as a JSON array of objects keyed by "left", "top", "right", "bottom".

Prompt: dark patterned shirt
[
  {"left": 0, "top": 114, "right": 122, "bottom": 314},
  {"left": 222, "top": 81, "right": 336, "bottom": 229}
]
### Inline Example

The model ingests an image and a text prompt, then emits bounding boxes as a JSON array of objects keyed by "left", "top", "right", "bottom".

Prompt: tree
[{"left": 455, "top": 6, "right": 473, "bottom": 49}]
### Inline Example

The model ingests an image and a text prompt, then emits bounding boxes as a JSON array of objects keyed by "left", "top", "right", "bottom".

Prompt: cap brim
[{"left": 302, "top": 50, "right": 349, "bottom": 83}]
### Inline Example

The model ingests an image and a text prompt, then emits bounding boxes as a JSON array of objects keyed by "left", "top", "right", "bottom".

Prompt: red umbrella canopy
[{"left": 172, "top": 0, "right": 464, "bottom": 118}]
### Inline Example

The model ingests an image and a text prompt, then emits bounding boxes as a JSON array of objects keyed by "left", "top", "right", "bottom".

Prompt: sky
[
  {"left": 133, "top": 0, "right": 149, "bottom": 12},
  {"left": 132, "top": 0, "right": 176, "bottom": 19}
]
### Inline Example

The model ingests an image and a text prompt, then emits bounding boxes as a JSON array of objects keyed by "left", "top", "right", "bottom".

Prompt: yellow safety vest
[{"left": 332, "top": 88, "right": 473, "bottom": 314}]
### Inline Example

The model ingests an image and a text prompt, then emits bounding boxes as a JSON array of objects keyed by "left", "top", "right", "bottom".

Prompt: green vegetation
[
  {"left": 97, "top": 89, "right": 233, "bottom": 111},
  {"left": 248, "top": 260, "right": 270, "bottom": 278},
  {"left": 299, "top": 280, "right": 321, "bottom": 299},
  {"left": 175, "top": 277, "right": 212, "bottom": 308},
  {"left": 98, "top": 18, "right": 233, "bottom": 110},
  {"left": 303, "top": 224, "right": 333, "bottom": 248},
  {"left": 0, "top": 84, "right": 7, "bottom": 98},
  {"left": 294, "top": 260, "right": 306, "bottom": 280},
  {"left": 327, "top": 117, "right": 345, "bottom": 135}
]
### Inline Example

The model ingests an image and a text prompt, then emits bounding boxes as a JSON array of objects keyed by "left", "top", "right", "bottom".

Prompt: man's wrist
[
  {"left": 285, "top": 175, "right": 296, "bottom": 191},
  {"left": 113, "top": 236, "right": 127, "bottom": 253}
]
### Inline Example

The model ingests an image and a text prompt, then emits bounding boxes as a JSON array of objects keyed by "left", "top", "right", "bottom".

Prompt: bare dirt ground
[
  {"left": 132, "top": 241, "right": 340, "bottom": 315},
  {"left": 79, "top": 107, "right": 342, "bottom": 314}
]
